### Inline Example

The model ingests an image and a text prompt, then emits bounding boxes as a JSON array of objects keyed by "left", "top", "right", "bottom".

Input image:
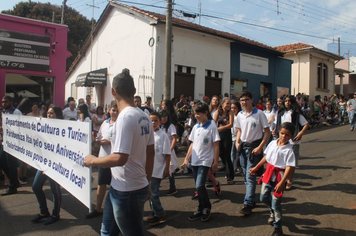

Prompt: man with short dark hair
[
  {"left": 235, "top": 91, "right": 270, "bottom": 216},
  {"left": 84, "top": 68, "right": 155, "bottom": 236},
  {"left": 0, "top": 96, "right": 22, "bottom": 195}
]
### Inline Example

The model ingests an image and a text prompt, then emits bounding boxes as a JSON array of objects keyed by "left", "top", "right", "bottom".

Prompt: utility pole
[
  {"left": 164, "top": 0, "right": 173, "bottom": 100},
  {"left": 337, "top": 37, "right": 344, "bottom": 95},
  {"left": 61, "top": 0, "right": 67, "bottom": 24}
]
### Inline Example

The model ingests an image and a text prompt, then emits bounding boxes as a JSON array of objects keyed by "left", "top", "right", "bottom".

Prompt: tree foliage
[{"left": 2, "top": 1, "right": 93, "bottom": 71}]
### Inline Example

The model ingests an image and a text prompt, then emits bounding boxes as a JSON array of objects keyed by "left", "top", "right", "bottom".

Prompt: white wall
[{"left": 66, "top": 9, "right": 157, "bottom": 108}]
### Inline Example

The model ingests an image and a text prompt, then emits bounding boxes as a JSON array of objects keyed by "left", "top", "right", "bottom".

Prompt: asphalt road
[{"left": 1, "top": 124, "right": 356, "bottom": 236}]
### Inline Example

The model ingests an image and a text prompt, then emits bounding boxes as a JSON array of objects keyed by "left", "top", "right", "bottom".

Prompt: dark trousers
[
  {"left": 0, "top": 149, "right": 19, "bottom": 190},
  {"left": 219, "top": 131, "right": 234, "bottom": 180}
]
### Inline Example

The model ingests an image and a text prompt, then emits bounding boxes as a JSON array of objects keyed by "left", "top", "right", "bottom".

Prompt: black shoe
[
  {"left": 43, "top": 215, "right": 59, "bottom": 225},
  {"left": 146, "top": 216, "right": 167, "bottom": 226},
  {"left": 201, "top": 208, "right": 211, "bottom": 222},
  {"left": 187, "top": 211, "right": 203, "bottom": 221},
  {"left": 166, "top": 189, "right": 177, "bottom": 196},
  {"left": 239, "top": 205, "right": 253, "bottom": 216},
  {"left": 271, "top": 227, "right": 283, "bottom": 236},
  {"left": 86, "top": 210, "right": 102, "bottom": 219},
  {"left": 31, "top": 213, "right": 50, "bottom": 223},
  {"left": 2, "top": 188, "right": 17, "bottom": 196}
]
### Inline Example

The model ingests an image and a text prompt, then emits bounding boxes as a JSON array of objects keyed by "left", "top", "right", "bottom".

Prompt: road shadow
[
  {"left": 285, "top": 201, "right": 356, "bottom": 216},
  {"left": 297, "top": 164, "right": 351, "bottom": 171},
  {"left": 284, "top": 215, "right": 356, "bottom": 236},
  {"left": 299, "top": 183, "right": 356, "bottom": 195}
]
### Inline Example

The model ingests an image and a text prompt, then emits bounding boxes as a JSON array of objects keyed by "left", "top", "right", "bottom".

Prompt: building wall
[
  {"left": 66, "top": 9, "right": 232, "bottom": 108},
  {"left": 288, "top": 53, "right": 310, "bottom": 95},
  {"left": 66, "top": 9, "right": 157, "bottom": 107},
  {"left": 309, "top": 52, "right": 336, "bottom": 98},
  {"left": 230, "top": 42, "right": 291, "bottom": 101}
]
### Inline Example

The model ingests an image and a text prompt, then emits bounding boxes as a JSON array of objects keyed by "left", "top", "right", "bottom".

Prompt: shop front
[{"left": 0, "top": 14, "right": 68, "bottom": 107}]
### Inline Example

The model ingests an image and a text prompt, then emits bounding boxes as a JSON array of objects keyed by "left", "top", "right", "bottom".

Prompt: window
[{"left": 317, "top": 63, "right": 328, "bottom": 89}]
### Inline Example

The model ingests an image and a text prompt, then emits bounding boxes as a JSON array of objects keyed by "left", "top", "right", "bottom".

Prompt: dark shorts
[{"left": 98, "top": 167, "right": 111, "bottom": 185}]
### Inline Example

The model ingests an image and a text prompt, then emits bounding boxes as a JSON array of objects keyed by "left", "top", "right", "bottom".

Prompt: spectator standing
[
  {"left": 346, "top": 92, "right": 356, "bottom": 131},
  {"left": 84, "top": 68, "right": 154, "bottom": 236},
  {"left": 31, "top": 107, "right": 63, "bottom": 225},
  {"left": 0, "top": 96, "right": 21, "bottom": 195},
  {"left": 63, "top": 100, "right": 78, "bottom": 120}
]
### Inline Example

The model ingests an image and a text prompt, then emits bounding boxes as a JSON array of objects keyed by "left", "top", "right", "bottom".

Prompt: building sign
[
  {"left": 0, "top": 29, "right": 50, "bottom": 71},
  {"left": 349, "top": 57, "right": 356, "bottom": 74},
  {"left": 75, "top": 68, "right": 107, "bottom": 87},
  {"left": 240, "top": 53, "right": 269, "bottom": 76}
]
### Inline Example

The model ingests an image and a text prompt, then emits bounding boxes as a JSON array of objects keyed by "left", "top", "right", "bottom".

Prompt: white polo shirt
[
  {"left": 152, "top": 129, "right": 171, "bottom": 179},
  {"left": 264, "top": 139, "right": 296, "bottom": 169},
  {"left": 189, "top": 120, "right": 220, "bottom": 167},
  {"left": 111, "top": 106, "right": 154, "bottom": 192},
  {"left": 237, "top": 108, "right": 269, "bottom": 143}
]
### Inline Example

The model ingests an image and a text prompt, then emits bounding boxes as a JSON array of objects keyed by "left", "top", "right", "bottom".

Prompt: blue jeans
[
  {"left": 260, "top": 182, "right": 282, "bottom": 228},
  {"left": 348, "top": 110, "right": 356, "bottom": 128},
  {"left": 239, "top": 145, "right": 262, "bottom": 206},
  {"left": 101, "top": 186, "right": 148, "bottom": 236},
  {"left": 191, "top": 165, "right": 211, "bottom": 211},
  {"left": 150, "top": 177, "right": 164, "bottom": 217},
  {"left": 32, "top": 170, "right": 62, "bottom": 217}
]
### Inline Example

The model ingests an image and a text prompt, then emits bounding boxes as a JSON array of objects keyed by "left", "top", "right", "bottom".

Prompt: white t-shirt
[
  {"left": 189, "top": 120, "right": 220, "bottom": 167},
  {"left": 111, "top": 106, "right": 154, "bottom": 192},
  {"left": 63, "top": 107, "right": 78, "bottom": 120},
  {"left": 264, "top": 139, "right": 296, "bottom": 169},
  {"left": 162, "top": 124, "right": 178, "bottom": 169},
  {"left": 237, "top": 108, "right": 269, "bottom": 143},
  {"left": 152, "top": 129, "right": 171, "bottom": 179},
  {"left": 263, "top": 109, "right": 276, "bottom": 131},
  {"left": 97, "top": 118, "right": 115, "bottom": 157},
  {"left": 231, "top": 114, "right": 238, "bottom": 141},
  {"left": 279, "top": 110, "right": 308, "bottom": 126}
]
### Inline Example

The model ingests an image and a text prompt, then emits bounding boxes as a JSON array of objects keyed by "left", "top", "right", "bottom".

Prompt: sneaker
[
  {"left": 226, "top": 179, "right": 234, "bottom": 185},
  {"left": 191, "top": 191, "right": 199, "bottom": 200},
  {"left": 239, "top": 205, "right": 253, "bottom": 216},
  {"left": 146, "top": 216, "right": 166, "bottom": 226},
  {"left": 86, "top": 210, "right": 102, "bottom": 219},
  {"left": 43, "top": 215, "right": 59, "bottom": 225},
  {"left": 201, "top": 208, "right": 211, "bottom": 222},
  {"left": 166, "top": 189, "right": 177, "bottom": 196},
  {"left": 31, "top": 213, "right": 50, "bottom": 223},
  {"left": 187, "top": 211, "right": 203, "bottom": 221},
  {"left": 268, "top": 216, "right": 274, "bottom": 226},
  {"left": 271, "top": 227, "right": 283, "bottom": 236}
]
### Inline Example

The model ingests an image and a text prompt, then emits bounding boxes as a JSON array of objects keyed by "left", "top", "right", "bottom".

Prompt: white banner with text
[{"left": 2, "top": 114, "right": 91, "bottom": 208}]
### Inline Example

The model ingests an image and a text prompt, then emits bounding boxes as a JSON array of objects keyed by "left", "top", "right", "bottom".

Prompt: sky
[{"left": 2, "top": 0, "right": 356, "bottom": 57}]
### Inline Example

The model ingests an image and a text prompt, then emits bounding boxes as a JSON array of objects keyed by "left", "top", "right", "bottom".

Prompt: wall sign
[
  {"left": 240, "top": 53, "right": 269, "bottom": 76},
  {"left": 0, "top": 29, "right": 50, "bottom": 71}
]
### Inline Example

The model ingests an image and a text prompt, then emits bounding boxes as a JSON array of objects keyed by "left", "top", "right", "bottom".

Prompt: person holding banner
[
  {"left": 31, "top": 107, "right": 63, "bottom": 225},
  {"left": 84, "top": 68, "right": 155, "bottom": 236},
  {"left": 0, "top": 95, "right": 21, "bottom": 196},
  {"left": 86, "top": 101, "right": 118, "bottom": 219}
]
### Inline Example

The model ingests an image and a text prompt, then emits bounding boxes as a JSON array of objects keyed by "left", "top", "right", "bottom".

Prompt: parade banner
[{"left": 2, "top": 114, "right": 92, "bottom": 209}]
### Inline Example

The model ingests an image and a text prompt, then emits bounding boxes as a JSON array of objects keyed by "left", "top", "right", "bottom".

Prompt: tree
[{"left": 2, "top": 1, "right": 92, "bottom": 71}]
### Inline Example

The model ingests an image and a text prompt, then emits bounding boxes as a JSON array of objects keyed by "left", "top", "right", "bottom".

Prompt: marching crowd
[{"left": 1, "top": 68, "right": 356, "bottom": 235}]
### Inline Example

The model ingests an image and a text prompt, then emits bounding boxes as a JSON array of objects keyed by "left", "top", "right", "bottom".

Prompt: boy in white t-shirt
[
  {"left": 182, "top": 102, "right": 220, "bottom": 222},
  {"left": 145, "top": 112, "right": 171, "bottom": 226},
  {"left": 84, "top": 68, "right": 154, "bottom": 236},
  {"left": 250, "top": 122, "right": 296, "bottom": 236}
]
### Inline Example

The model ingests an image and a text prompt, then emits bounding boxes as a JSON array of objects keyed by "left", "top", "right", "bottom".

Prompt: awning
[{"left": 75, "top": 68, "right": 107, "bottom": 87}]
